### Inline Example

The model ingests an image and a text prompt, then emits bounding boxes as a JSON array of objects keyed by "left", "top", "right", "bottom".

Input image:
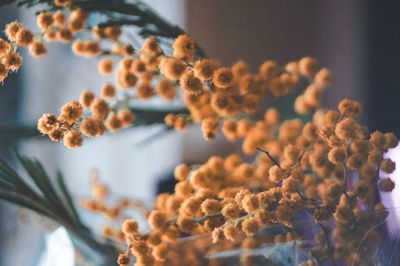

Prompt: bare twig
[{"left": 256, "top": 147, "right": 281, "bottom": 168}]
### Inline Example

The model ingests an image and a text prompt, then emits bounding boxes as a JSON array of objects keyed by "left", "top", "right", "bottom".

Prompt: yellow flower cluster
[
  {"left": 37, "top": 98, "right": 134, "bottom": 148},
  {"left": 1, "top": 0, "right": 331, "bottom": 146},
  {"left": 3, "top": 5, "right": 330, "bottom": 148},
  {"left": 1, "top": 3, "right": 398, "bottom": 265},
  {"left": 37, "top": 30, "right": 331, "bottom": 147},
  {"left": 80, "top": 173, "right": 149, "bottom": 241},
  {"left": 111, "top": 98, "right": 397, "bottom": 266},
  {"left": 0, "top": 5, "right": 140, "bottom": 148},
  {"left": 0, "top": 6, "right": 97, "bottom": 82}
]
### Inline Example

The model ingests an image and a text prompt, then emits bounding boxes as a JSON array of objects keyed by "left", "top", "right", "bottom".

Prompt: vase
[
  {"left": 36, "top": 226, "right": 121, "bottom": 266},
  {"left": 35, "top": 209, "right": 400, "bottom": 266}
]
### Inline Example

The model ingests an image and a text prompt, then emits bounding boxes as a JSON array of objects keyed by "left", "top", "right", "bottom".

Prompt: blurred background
[{"left": 1, "top": 0, "right": 400, "bottom": 265}]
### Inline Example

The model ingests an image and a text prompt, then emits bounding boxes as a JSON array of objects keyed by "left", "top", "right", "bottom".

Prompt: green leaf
[
  {"left": 0, "top": 190, "right": 56, "bottom": 220},
  {"left": 0, "top": 124, "right": 40, "bottom": 140},
  {"left": 57, "top": 171, "right": 84, "bottom": 227},
  {"left": 0, "top": 156, "right": 39, "bottom": 196},
  {"left": 15, "top": 153, "right": 74, "bottom": 223}
]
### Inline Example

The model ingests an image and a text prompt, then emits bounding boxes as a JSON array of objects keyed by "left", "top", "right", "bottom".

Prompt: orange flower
[
  {"left": 213, "top": 67, "right": 234, "bottom": 89},
  {"left": 172, "top": 35, "right": 196, "bottom": 60},
  {"left": 63, "top": 130, "right": 83, "bottom": 148}
]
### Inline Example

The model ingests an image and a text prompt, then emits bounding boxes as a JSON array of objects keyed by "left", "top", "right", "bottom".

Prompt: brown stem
[
  {"left": 318, "top": 223, "right": 337, "bottom": 266},
  {"left": 256, "top": 147, "right": 281, "bottom": 168}
]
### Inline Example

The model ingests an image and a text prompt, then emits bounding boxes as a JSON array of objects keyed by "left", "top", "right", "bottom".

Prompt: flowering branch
[{"left": 1, "top": 0, "right": 207, "bottom": 56}]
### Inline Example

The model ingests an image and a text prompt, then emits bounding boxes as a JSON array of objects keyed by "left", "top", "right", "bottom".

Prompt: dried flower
[
  {"left": 5, "top": 21, "right": 23, "bottom": 41},
  {"left": 174, "top": 164, "right": 190, "bottom": 181},
  {"left": 194, "top": 59, "right": 218, "bottom": 81},
  {"left": 53, "top": 11, "right": 66, "bottom": 26},
  {"left": 141, "top": 36, "right": 161, "bottom": 55},
  {"left": 152, "top": 243, "right": 168, "bottom": 261},
  {"left": 172, "top": 35, "right": 196, "bottom": 60},
  {"left": 2, "top": 51, "right": 22, "bottom": 71},
  {"left": 148, "top": 210, "right": 168, "bottom": 229},
  {"left": 160, "top": 57, "right": 186, "bottom": 80},
  {"left": 242, "top": 194, "right": 260, "bottom": 213},
  {"left": 91, "top": 99, "right": 109, "bottom": 119},
  {"left": 80, "top": 118, "right": 105, "bottom": 137},
  {"left": 130, "top": 240, "right": 149, "bottom": 256},
  {"left": 60, "top": 101, "right": 83, "bottom": 124},
  {"left": 213, "top": 67, "right": 234, "bottom": 89},
  {"left": 57, "top": 28, "right": 73, "bottom": 43},
  {"left": 37, "top": 12, "right": 53, "bottom": 30},
  {"left": 117, "top": 109, "right": 135, "bottom": 126},
  {"left": 105, "top": 113, "right": 122, "bottom": 132},
  {"left": 118, "top": 70, "right": 138, "bottom": 88},
  {"left": 29, "top": 42, "right": 47, "bottom": 57},
  {"left": 69, "top": 9, "right": 88, "bottom": 33},
  {"left": 299, "top": 56, "right": 318, "bottom": 77},
  {"left": 37, "top": 113, "right": 58, "bottom": 134},
  {"left": 315, "top": 67, "right": 332, "bottom": 88},
  {"left": 117, "top": 254, "right": 130, "bottom": 266},
  {"left": 100, "top": 83, "right": 116, "bottom": 99},
  {"left": 269, "top": 165, "right": 285, "bottom": 182},
  {"left": 156, "top": 78, "right": 176, "bottom": 100},
  {"left": 384, "top": 132, "right": 398, "bottom": 150},
  {"left": 54, "top": 0, "right": 72, "bottom": 7},
  {"left": 221, "top": 203, "right": 240, "bottom": 220},
  {"left": 379, "top": 178, "right": 395, "bottom": 192},
  {"left": 223, "top": 224, "right": 242, "bottom": 242},
  {"left": 80, "top": 91, "right": 95, "bottom": 108},
  {"left": 335, "top": 118, "right": 356, "bottom": 140},
  {"left": 259, "top": 60, "right": 278, "bottom": 78},
  {"left": 63, "top": 130, "right": 83, "bottom": 148},
  {"left": 0, "top": 38, "right": 11, "bottom": 56},
  {"left": 98, "top": 58, "right": 113, "bottom": 76},
  {"left": 201, "top": 199, "right": 221, "bottom": 216},
  {"left": 338, "top": 99, "right": 363, "bottom": 118},
  {"left": 137, "top": 84, "right": 154, "bottom": 99},
  {"left": 146, "top": 231, "right": 162, "bottom": 247},
  {"left": 122, "top": 219, "right": 138, "bottom": 236},
  {"left": 380, "top": 159, "right": 396, "bottom": 173},
  {"left": 180, "top": 70, "right": 204, "bottom": 95},
  {"left": 242, "top": 217, "right": 259, "bottom": 236},
  {"left": 328, "top": 147, "right": 347, "bottom": 164},
  {"left": 7, "top": 22, "right": 394, "bottom": 264},
  {"left": 177, "top": 215, "right": 195, "bottom": 233}
]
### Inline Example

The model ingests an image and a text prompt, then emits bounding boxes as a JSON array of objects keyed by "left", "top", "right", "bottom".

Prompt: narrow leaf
[{"left": 57, "top": 171, "right": 84, "bottom": 227}]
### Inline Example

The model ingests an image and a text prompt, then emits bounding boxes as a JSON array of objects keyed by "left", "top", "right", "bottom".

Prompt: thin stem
[
  {"left": 318, "top": 223, "right": 337, "bottom": 266},
  {"left": 256, "top": 147, "right": 281, "bottom": 168},
  {"left": 341, "top": 163, "right": 351, "bottom": 200}
]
